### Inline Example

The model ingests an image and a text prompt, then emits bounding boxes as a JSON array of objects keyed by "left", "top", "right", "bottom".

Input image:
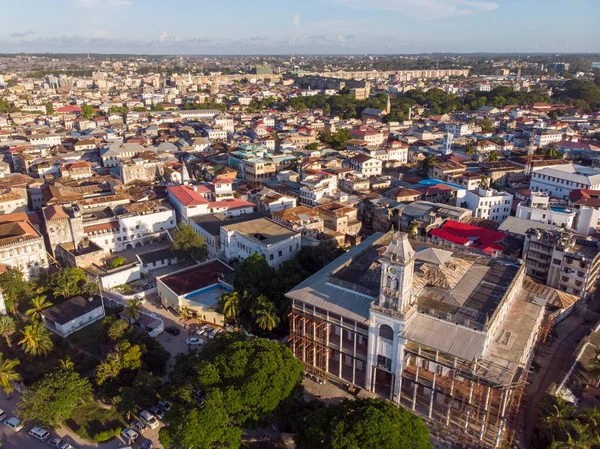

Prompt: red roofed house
[
  {"left": 167, "top": 185, "right": 209, "bottom": 222},
  {"left": 55, "top": 105, "right": 82, "bottom": 115},
  {"left": 430, "top": 220, "right": 507, "bottom": 256}
]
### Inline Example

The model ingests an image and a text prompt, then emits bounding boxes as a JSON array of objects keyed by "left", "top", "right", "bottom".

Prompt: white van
[
  {"left": 29, "top": 426, "right": 50, "bottom": 441},
  {"left": 139, "top": 410, "right": 159, "bottom": 429}
]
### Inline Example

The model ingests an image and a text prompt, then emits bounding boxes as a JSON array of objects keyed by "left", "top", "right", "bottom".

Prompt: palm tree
[
  {"left": 542, "top": 397, "right": 576, "bottom": 443},
  {"left": 59, "top": 357, "right": 74, "bottom": 371},
  {"left": 123, "top": 299, "right": 142, "bottom": 323},
  {"left": 252, "top": 295, "right": 280, "bottom": 332},
  {"left": 585, "top": 354, "right": 600, "bottom": 380},
  {"left": 0, "top": 315, "right": 16, "bottom": 348},
  {"left": 179, "top": 305, "right": 192, "bottom": 322},
  {"left": 479, "top": 175, "right": 489, "bottom": 190},
  {"left": 220, "top": 291, "right": 240, "bottom": 324},
  {"left": 25, "top": 295, "right": 52, "bottom": 321},
  {"left": 0, "top": 355, "right": 20, "bottom": 397},
  {"left": 18, "top": 323, "right": 53, "bottom": 357}
]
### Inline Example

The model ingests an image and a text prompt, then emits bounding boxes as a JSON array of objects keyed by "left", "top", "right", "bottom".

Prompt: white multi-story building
[
  {"left": 345, "top": 154, "right": 383, "bottom": 177},
  {"left": 213, "top": 113, "right": 234, "bottom": 133},
  {"left": 299, "top": 174, "right": 338, "bottom": 207},
  {"left": 0, "top": 214, "right": 48, "bottom": 280},
  {"left": 515, "top": 192, "right": 576, "bottom": 228},
  {"left": 530, "top": 164, "right": 600, "bottom": 201},
  {"left": 464, "top": 187, "right": 513, "bottom": 223},
  {"left": 83, "top": 201, "right": 177, "bottom": 253},
  {"left": 220, "top": 217, "right": 301, "bottom": 268},
  {"left": 533, "top": 131, "right": 563, "bottom": 147},
  {"left": 445, "top": 123, "right": 473, "bottom": 137}
]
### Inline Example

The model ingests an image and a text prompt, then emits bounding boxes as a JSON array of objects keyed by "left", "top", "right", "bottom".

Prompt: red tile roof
[
  {"left": 430, "top": 220, "right": 506, "bottom": 255},
  {"left": 167, "top": 185, "right": 209, "bottom": 207},
  {"left": 56, "top": 105, "right": 82, "bottom": 114},
  {"left": 208, "top": 198, "right": 255, "bottom": 210}
]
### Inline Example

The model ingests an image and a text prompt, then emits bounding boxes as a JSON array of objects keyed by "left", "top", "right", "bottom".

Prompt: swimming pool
[
  {"left": 418, "top": 178, "right": 464, "bottom": 190},
  {"left": 183, "top": 284, "right": 228, "bottom": 307},
  {"left": 551, "top": 206, "right": 572, "bottom": 214}
]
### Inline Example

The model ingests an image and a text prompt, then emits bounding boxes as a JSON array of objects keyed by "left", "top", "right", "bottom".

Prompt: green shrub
[{"left": 93, "top": 427, "right": 122, "bottom": 443}]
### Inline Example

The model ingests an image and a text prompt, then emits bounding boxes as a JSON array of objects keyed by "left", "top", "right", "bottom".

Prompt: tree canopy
[
  {"left": 0, "top": 268, "right": 31, "bottom": 311},
  {"left": 48, "top": 267, "right": 88, "bottom": 298},
  {"left": 81, "top": 104, "right": 95, "bottom": 119},
  {"left": 170, "top": 334, "right": 303, "bottom": 425},
  {"left": 171, "top": 223, "right": 207, "bottom": 261},
  {"left": 17, "top": 369, "right": 92, "bottom": 427},
  {"left": 296, "top": 398, "right": 432, "bottom": 449},
  {"left": 160, "top": 390, "right": 242, "bottom": 449}
]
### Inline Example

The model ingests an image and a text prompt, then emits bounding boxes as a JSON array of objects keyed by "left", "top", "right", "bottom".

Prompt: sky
[{"left": 0, "top": 0, "right": 598, "bottom": 55}]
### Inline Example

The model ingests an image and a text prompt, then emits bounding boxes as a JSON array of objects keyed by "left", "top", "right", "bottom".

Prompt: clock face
[{"left": 388, "top": 266, "right": 397, "bottom": 275}]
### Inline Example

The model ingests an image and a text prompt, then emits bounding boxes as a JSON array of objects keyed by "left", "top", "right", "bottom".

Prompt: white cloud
[
  {"left": 91, "top": 29, "right": 107, "bottom": 38},
  {"left": 159, "top": 32, "right": 169, "bottom": 42},
  {"left": 72, "top": 0, "right": 133, "bottom": 9},
  {"left": 293, "top": 13, "right": 301, "bottom": 31},
  {"left": 336, "top": 34, "right": 345, "bottom": 46},
  {"left": 331, "top": 0, "right": 498, "bottom": 18}
]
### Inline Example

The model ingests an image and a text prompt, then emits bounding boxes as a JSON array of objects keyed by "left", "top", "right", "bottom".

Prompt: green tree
[
  {"left": 408, "top": 221, "right": 419, "bottom": 236},
  {"left": 18, "top": 323, "right": 53, "bottom": 357},
  {"left": 546, "top": 142, "right": 564, "bottom": 159},
  {"left": 179, "top": 305, "right": 192, "bottom": 322},
  {"left": 44, "top": 103, "right": 54, "bottom": 115},
  {"left": 123, "top": 299, "right": 142, "bottom": 322},
  {"left": 171, "top": 223, "right": 207, "bottom": 260},
  {"left": 0, "top": 355, "right": 20, "bottom": 397},
  {"left": 108, "top": 105, "right": 128, "bottom": 115},
  {"left": 81, "top": 104, "right": 95, "bottom": 119},
  {"left": 252, "top": 295, "right": 280, "bottom": 331},
  {"left": 0, "top": 315, "right": 16, "bottom": 348},
  {"left": 17, "top": 369, "right": 92, "bottom": 427},
  {"left": 95, "top": 340, "right": 142, "bottom": 385},
  {"left": 305, "top": 142, "right": 319, "bottom": 151},
  {"left": 108, "top": 256, "right": 128, "bottom": 269},
  {"left": 487, "top": 150, "right": 499, "bottom": 162},
  {"left": 219, "top": 291, "right": 240, "bottom": 324},
  {"left": 0, "top": 269, "right": 31, "bottom": 313},
  {"left": 48, "top": 268, "right": 87, "bottom": 298},
  {"left": 183, "top": 334, "right": 303, "bottom": 425},
  {"left": 107, "top": 319, "right": 129, "bottom": 341},
  {"left": 480, "top": 175, "right": 490, "bottom": 190},
  {"left": 233, "top": 253, "right": 275, "bottom": 302},
  {"left": 160, "top": 390, "right": 242, "bottom": 449},
  {"left": 296, "top": 398, "right": 432, "bottom": 449},
  {"left": 25, "top": 295, "right": 52, "bottom": 321}
]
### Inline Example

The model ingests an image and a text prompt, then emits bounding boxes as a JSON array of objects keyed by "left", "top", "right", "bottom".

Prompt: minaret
[
  {"left": 442, "top": 132, "right": 453, "bottom": 155},
  {"left": 378, "top": 232, "right": 415, "bottom": 313},
  {"left": 386, "top": 93, "right": 391, "bottom": 115},
  {"left": 181, "top": 162, "right": 191, "bottom": 185},
  {"left": 408, "top": 106, "right": 413, "bottom": 121}
]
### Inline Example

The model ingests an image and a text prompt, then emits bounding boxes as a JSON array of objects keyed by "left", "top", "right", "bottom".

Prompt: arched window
[
  {"left": 379, "top": 324, "right": 394, "bottom": 341},
  {"left": 393, "top": 278, "right": 399, "bottom": 290}
]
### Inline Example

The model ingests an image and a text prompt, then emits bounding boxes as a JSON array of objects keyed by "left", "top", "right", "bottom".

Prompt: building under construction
[{"left": 287, "top": 232, "right": 547, "bottom": 448}]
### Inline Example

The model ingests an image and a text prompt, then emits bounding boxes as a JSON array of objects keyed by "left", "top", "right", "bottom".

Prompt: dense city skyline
[{"left": 1, "top": 0, "right": 598, "bottom": 54}]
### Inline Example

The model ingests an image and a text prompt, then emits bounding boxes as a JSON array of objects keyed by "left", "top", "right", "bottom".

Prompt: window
[
  {"left": 379, "top": 324, "right": 394, "bottom": 341},
  {"left": 377, "top": 355, "right": 391, "bottom": 370},
  {"left": 269, "top": 254, "right": 274, "bottom": 261}
]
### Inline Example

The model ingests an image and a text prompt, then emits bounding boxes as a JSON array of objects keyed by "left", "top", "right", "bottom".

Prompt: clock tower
[{"left": 377, "top": 231, "right": 415, "bottom": 313}]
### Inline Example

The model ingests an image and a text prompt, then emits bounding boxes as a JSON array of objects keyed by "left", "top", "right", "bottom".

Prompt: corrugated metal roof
[{"left": 403, "top": 313, "right": 486, "bottom": 361}]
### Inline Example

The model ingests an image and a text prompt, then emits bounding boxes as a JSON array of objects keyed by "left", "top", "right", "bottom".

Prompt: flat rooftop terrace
[{"left": 159, "top": 260, "right": 233, "bottom": 296}]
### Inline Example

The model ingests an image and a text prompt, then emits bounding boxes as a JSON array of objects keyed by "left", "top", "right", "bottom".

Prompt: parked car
[
  {"left": 4, "top": 416, "right": 23, "bottom": 432},
  {"left": 130, "top": 420, "right": 147, "bottom": 433},
  {"left": 120, "top": 428, "right": 139, "bottom": 444},
  {"left": 47, "top": 437, "right": 73, "bottom": 449},
  {"left": 165, "top": 326, "right": 180, "bottom": 336},
  {"left": 0, "top": 409, "right": 6, "bottom": 422},
  {"left": 29, "top": 426, "right": 50, "bottom": 441},
  {"left": 186, "top": 337, "right": 203, "bottom": 346},
  {"left": 140, "top": 441, "right": 153, "bottom": 449},
  {"left": 149, "top": 406, "right": 164, "bottom": 420},
  {"left": 157, "top": 400, "right": 172, "bottom": 411},
  {"left": 140, "top": 410, "right": 160, "bottom": 429}
]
